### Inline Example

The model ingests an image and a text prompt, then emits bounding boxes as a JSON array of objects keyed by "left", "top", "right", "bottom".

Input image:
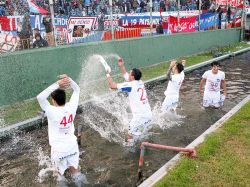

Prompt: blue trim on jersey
[{"left": 121, "top": 87, "right": 132, "bottom": 92}]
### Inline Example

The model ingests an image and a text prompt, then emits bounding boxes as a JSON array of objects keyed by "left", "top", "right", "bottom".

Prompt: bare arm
[
  {"left": 166, "top": 60, "right": 176, "bottom": 81},
  {"left": 106, "top": 74, "right": 118, "bottom": 90},
  {"left": 221, "top": 79, "right": 227, "bottom": 97},
  {"left": 118, "top": 58, "right": 127, "bottom": 76},
  {"left": 199, "top": 78, "right": 206, "bottom": 95}
]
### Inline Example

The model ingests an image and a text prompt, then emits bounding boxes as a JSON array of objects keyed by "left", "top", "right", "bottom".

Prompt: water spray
[{"left": 94, "top": 54, "right": 111, "bottom": 73}]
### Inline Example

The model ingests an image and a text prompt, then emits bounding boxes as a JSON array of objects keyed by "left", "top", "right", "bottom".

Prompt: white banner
[{"left": 67, "top": 17, "right": 97, "bottom": 43}]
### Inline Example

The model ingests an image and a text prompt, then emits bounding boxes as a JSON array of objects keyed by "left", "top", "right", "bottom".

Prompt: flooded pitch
[{"left": 0, "top": 52, "right": 249, "bottom": 186}]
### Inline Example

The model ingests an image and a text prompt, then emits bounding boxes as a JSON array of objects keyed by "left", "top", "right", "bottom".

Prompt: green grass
[
  {"left": 0, "top": 42, "right": 249, "bottom": 125},
  {"left": 155, "top": 102, "right": 250, "bottom": 187}
]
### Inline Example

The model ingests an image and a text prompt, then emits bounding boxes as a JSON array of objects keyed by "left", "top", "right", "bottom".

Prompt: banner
[
  {"left": 119, "top": 16, "right": 162, "bottom": 28},
  {"left": 104, "top": 19, "right": 119, "bottom": 30},
  {"left": 0, "top": 32, "right": 19, "bottom": 52},
  {"left": 27, "top": 0, "right": 48, "bottom": 14},
  {"left": 30, "top": 15, "right": 68, "bottom": 38},
  {"left": 0, "top": 16, "right": 17, "bottom": 31},
  {"left": 216, "top": 0, "right": 243, "bottom": 8},
  {"left": 198, "top": 13, "right": 218, "bottom": 30},
  {"left": 67, "top": 17, "right": 97, "bottom": 43},
  {"left": 168, "top": 16, "right": 197, "bottom": 33}
]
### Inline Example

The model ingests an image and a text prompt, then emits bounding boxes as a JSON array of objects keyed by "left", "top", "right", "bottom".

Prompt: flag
[{"left": 27, "top": 0, "right": 49, "bottom": 14}]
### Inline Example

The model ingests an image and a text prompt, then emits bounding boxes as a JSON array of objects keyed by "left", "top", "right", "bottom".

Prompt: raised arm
[
  {"left": 106, "top": 74, "right": 118, "bottom": 90},
  {"left": 118, "top": 58, "right": 128, "bottom": 79},
  {"left": 68, "top": 78, "right": 80, "bottom": 110},
  {"left": 37, "top": 83, "right": 59, "bottom": 111},
  {"left": 166, "top": 60, "right": 176, "bottom": 81}
]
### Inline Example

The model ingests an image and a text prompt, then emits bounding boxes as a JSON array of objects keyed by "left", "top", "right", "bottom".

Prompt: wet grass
[
  {"left": 155, "top": 101, "right": 250, "bottom": 187},
  {"left": 0, "top": 42, "right": 249, "bottom": 125}
]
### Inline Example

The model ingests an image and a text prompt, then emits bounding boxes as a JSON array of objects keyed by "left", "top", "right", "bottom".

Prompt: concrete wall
[{"left": 0, "top": 28, "right": 241, "bottom": 106}]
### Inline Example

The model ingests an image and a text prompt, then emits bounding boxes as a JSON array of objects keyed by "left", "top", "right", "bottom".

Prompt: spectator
[
  {"left": 32, "top": 28, "right": 40, "bottom": 42},
  {"left": 33, "top": 33, "right": 49, "bottom": 48},
  {"left": 156, "top": 21, "right": 164, "bottom": 34},
  {"left": 217, "top": 6, "right": 223, "bottom": 29},
  {"left": 42, "top": 14, "right": 55, "bottom": 46},
  {"left": 227, "top": 6, "right": 231, "bottom": 23},
  {"left": 0, "top": 5, "right": 6, "bottom": 16},
  {"left": 18, "top": 13, "right": 32, "bottom": 49}
]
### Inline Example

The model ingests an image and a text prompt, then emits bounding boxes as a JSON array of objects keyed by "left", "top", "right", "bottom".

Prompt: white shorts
[
  {"left": 161, "top": 95, "right": 179, "bottom": 112},
  {"left": 51, "top": 144, "right": 79, "bottom": 175},
  {"left": 129, "top": 117, "right": 152, "bottom": 137},
  {"left": 203, "top": 91, "right": 224, "bottom": 108}
]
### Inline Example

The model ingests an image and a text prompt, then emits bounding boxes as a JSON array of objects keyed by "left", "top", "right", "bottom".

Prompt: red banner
[
  {"left": 168, "top": 16, "right": 197, "bottom": 33},
  {"left": 216, "top": 0, "right": 243, "bottom": 8},
  {"left": 0, "top": 17, "right": 17, "bottom": 31}
]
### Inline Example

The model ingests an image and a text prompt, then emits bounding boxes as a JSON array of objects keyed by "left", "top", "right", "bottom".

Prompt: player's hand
[
  {"left": 170, "top": 60, "right": 177, "bottom": 68},
  {"left": 181, "top": 59, "right": 186, "bottom": 66},
  {"left": 118, "top": 58, "right": 124, "bottom": 67},
  {"left": 57, "top": 76, "right": 70, "bottom": 88}
]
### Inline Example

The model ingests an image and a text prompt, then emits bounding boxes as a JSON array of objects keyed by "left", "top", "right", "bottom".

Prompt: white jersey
[
  {"left": 164, "top": 71, "right": 185, "bottom": 98},
  {"left": 37, "top": 79, "right": 80, "bottom": 153},
  {"left": 202, "top": 70, "right": 225, "bottom": 93},
  {"left": 117, "top": 73, "right": 152, "bottom": 118}
]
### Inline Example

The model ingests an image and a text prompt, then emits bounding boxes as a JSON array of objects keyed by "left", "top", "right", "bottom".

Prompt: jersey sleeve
[
  {"left": 37, "top": 83, "right": 59, "bottom": 111},
  {"left": 68, "top": 78, "right": 80, "bottom": 112},
  {"left": 117, "top": 82, "right": 132, "bottom": 93},
  {"left": 220, "top": 71, "right": 225, "bottom": 80},
  {"left": 202, "top": 71, "right": 208, "bottom": 79},
  {"left": 123, "top": 72, "right": 129, "bottom": 81}
]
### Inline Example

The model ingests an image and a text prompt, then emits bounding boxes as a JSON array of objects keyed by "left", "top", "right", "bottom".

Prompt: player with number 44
[
  {"left": 37, "top": 74, "right": 88, "bottom": 186},
  {"left": 105, "top": 58, "right": 153, "bottom": 147}
]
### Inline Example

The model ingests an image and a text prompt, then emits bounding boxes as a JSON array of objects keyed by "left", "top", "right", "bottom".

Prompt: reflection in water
[{"left": 0, "top": 52, "right": 250, "bottom": 186}]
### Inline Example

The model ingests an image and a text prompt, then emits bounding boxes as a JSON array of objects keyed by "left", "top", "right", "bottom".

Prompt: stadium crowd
[{"left": 0, "top": 0, "right": 225, "bottom": 17}]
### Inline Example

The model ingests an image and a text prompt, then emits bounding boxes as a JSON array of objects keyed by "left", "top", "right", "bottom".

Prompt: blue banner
[
  {"left": 119, "top": 15, "right": 163, "bottom": 28},
  {"left": 30, "top": 15, "right": 68, "bottom": 37},
  {"left": 196, "top": 13, "right": 219, "bottom": 30}
]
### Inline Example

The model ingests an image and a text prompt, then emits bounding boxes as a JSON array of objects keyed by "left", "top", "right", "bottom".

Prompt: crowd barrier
[{"left": 102, "top": 28, "right": 142, "bottom": 41}]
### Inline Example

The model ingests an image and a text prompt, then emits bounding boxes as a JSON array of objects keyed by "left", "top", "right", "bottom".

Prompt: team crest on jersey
[{"left": 217, "top": 79, "right": 220, "bottom": 82}]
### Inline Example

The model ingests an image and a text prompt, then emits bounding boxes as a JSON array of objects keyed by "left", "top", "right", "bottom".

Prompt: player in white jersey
[
  {"left": 37, "top": 75, "right": 88, "bottom": 186},
  {"left": 199, "top": 61, "right": 227, "bottom": 108},
  {"left": 161, "top": 60, "right": 185, "bottom": 113},
  {"left": 106, "top": 58, "right": 152, "bottom": 146}
]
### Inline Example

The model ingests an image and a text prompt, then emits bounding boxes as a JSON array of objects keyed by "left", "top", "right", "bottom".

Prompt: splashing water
[
  {"left": 151, "top": 101, "right": 185, "bottom": 130},
  {"left": 77, "top": 54, "right": 132, "bottom": 144},
  {"left": 78, "top": 54, "right": 111, "bottom": 101},
  {"left": 0, "top": 118, "right": 5, "bottom": 128},
  {"left": 37, "top": 147, "right": 57, "bottom": 183},
  {"left": 81, "top": 94, "right": 131, "bottom": 144}
]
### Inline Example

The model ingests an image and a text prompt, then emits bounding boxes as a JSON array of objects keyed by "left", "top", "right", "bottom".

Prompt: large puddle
[{"left": 0, "top": 52, "right": 249, "bottom": 186}]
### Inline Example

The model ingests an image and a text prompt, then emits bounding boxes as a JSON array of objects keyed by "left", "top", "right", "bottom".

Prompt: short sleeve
[
  {"left": 220, "top": 71, "right": 225, "bottom": 80},
  {"left": 202, "top": 71, "right": 208, "bottom": 79}
]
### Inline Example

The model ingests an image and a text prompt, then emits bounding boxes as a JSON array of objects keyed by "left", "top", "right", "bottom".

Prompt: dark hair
[
  {"left": 132, "top": 68, "right": 142, "bottom": 80},
  {"left": 51, "top": 89, "right": 66, "bottom": 106},
  {"left": 211, "top": 61, "right": 220, "bottom": 67},
  {"left": 176, "top": 63, "right": 184, "bottom": 73},
  {"left": 35, "top": 33, "right": 41, "bottom": 38}
]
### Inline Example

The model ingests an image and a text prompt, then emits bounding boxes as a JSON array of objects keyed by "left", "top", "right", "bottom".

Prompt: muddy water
[{"left": 0, "top": 52, "right": 249, "bottom": 187}]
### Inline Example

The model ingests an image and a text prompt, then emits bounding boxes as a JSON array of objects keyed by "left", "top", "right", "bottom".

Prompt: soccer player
[
  {"left": 161, "top": 60, "right": 185, "bottom": 113},
  {"left": 106, "top": 58, "right": 152, "bottom": 146},
  {"left": 199, "top": 61, "right": 227, "bottom": 108},
  {"left": 37, "top": 74, "right": 87, "bottom": 186}
]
